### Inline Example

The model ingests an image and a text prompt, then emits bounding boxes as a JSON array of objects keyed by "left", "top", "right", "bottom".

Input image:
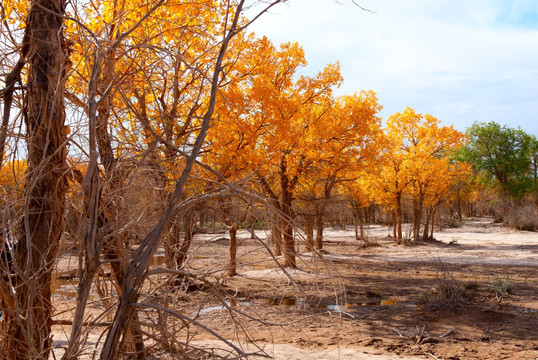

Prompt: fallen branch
[
  {"left": 392, "top": 327, "right": 405, "bottom": 337},
  {"left": 440, "top": 327, "right": 467, "bottom": 339},
  {"left": 419, "top": 337, "right": 440, "bottom": 344}
]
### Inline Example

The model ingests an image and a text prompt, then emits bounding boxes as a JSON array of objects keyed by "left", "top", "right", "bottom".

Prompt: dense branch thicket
[{"left": 1, "top": 1, "right": 537, "bottom": 359}]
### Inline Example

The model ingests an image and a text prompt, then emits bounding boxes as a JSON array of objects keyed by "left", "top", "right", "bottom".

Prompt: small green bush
[{"left": 489, "top": 277, "right": 513, "bottom": 304}]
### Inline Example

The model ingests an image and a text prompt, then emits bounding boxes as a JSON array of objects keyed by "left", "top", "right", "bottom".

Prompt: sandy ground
[{"left": 51, "top": 218, "right": 538, "bottom": 359}]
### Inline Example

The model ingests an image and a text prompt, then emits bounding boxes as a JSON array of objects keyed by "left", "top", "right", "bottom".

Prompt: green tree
[{"left": 458, "top": 121, "right": 534, "bottom": 200}]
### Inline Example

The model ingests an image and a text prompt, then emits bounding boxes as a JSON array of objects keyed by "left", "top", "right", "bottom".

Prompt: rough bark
[
  {"left": 281, "top": 178, "right": 295, "bottom": 267},
  {"left": 272, "top": 222, "right": 282, "bottom": 256},
  {"left": 279, "top": 155, "right": 298, "bottom": 267},
  {"left": 227, "top": 226, "right": 238, "bottom": 277},
  {"left": 0, "top": 1, "right": 68, "bottom": 358}
]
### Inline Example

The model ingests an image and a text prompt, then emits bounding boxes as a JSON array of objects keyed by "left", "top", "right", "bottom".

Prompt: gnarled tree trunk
[{"left": 0, "top": 1, "right": 68, "bottom": 358}]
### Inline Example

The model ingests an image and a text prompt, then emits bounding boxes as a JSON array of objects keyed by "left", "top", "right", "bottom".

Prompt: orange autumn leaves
[
  {"left": 1, "top": 2, "right": 468, "bottom": 245},
  {"left": 206, "top": 37, "right": 468, "bottom": 245},
  {"left": 63, "top": 0, "right": 232, "bottom": 185},
  {"left": 207, "top": 37, "right": 383, "bottom": 183}
]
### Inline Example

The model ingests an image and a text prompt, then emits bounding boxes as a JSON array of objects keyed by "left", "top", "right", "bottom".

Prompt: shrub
[
  {"left": 426, "top": 257, "right": 466, "bottom": 311},
  {"left": 489, "top": 277, "right": 513, "bottom": 305},
  {"left": 505, "top": 202, "right": 538, "bottom": 231}
]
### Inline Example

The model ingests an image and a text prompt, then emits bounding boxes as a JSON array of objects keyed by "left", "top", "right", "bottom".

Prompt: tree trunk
[
  {"left": 272, "top": 222, "right": 282, "bottom": 256},
  {"left": 258, "top": 174, "right": 283, "bottom": 256},
  {"left": 395, "top": 193, "right": 403, "bottom": 244},
  {"left": 430, "top": 204, "right": 440, "bottom": 239},
  {"left": 370, "top": 206, "right": 376, "bottom": 223},
  {"left": 279, "top": 155, "right": 297, "bottom": 268},
  {"left": 351, "top": 204, "right": 360, "bottom": 240},
  {"left": 249, "top": 216, "right": 256, "bottom": 239},
  {"left": 315, "top": 213, "right": 323, "bottom": 250},
  {"left": 305, "top": 215, "right": 314, "bottom": 250},
  {"left": 227, "top": 225, "right": 238, "bottom": 277},
  {"left": 430, "top": 210, "right": 435, "bottom": 238},
  {"left": 412, "top": 192, "right": 424, "bottom": 242},
  {"left": 392, "top": 211, "right": 397, "bottom": 240},
  {"left": 84, "top": 23, "right": 147, "bottom": 359},
  {"left": 165, "top": 210, "right": 194, "bottom": 270},
  {"left": 98, "top": 95, "right": 146, "bottom": 360},
  {"left": 281, "top": 185, "right": 295, "bottom": 267},
  {"left": 164, "top": 221, "right": 181, "bottom": 269},
  {"left": 357, "top": 207, "right": 365, "bottom": 240},
  {"left": 0, "top": 1, "right": 68, "bottom": 358},
  {"left": 456, "top": 188, "right": 462, "bottom": 222},
  {"left": 467, "top": 200, "right": 472, "bottom": 217},
  {"left": 422, "top": 205, "right": 431, "bottom": 241},
  {"left": 100, "top": 4, "right": 243, "bottom": 357}
]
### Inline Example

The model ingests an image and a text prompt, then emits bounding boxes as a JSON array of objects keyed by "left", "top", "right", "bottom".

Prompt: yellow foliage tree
[
  {"left": 211, "top": 38, "right": 343, "bottom": 267},
  {"left": 296, "top": 91, "right": 383, "bottom": 249},
  {"left": 370, "top": 107, "right": 467, "bottom": 243},
  {"left": 210, "top": 35, "right": 383, "bottom": 267}
]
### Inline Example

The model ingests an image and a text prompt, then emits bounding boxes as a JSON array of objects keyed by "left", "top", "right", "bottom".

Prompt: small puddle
[
  {"left": 198, "top": 297, "right": 305, "bottom": 314},
  {"left": 199, "top": 297, "right": 351, "bottom": 314},
  {"left": 325, "top": 304, "right": 349, "bottom": 312},
  {"left": 150, "top": 255, "right": 166, "bottom": 266},
  {"left": 198, "top": 297, "right": 410, "bottom": 315},
  {"left": 357, "top": 298, "right": 399, "bottom": 306},
  {"left": 198, "top": 298, "right": 251, "bottom": 314}
]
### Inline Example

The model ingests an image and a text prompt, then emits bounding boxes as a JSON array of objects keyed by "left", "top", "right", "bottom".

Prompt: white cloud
[{"left": 246, "top": 0, "right": 538, "bottom": 135}]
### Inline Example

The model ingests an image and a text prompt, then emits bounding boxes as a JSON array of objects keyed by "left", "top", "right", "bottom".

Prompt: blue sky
[{"left": 246, "top": 0, "right": 538, "bottom": 136}]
